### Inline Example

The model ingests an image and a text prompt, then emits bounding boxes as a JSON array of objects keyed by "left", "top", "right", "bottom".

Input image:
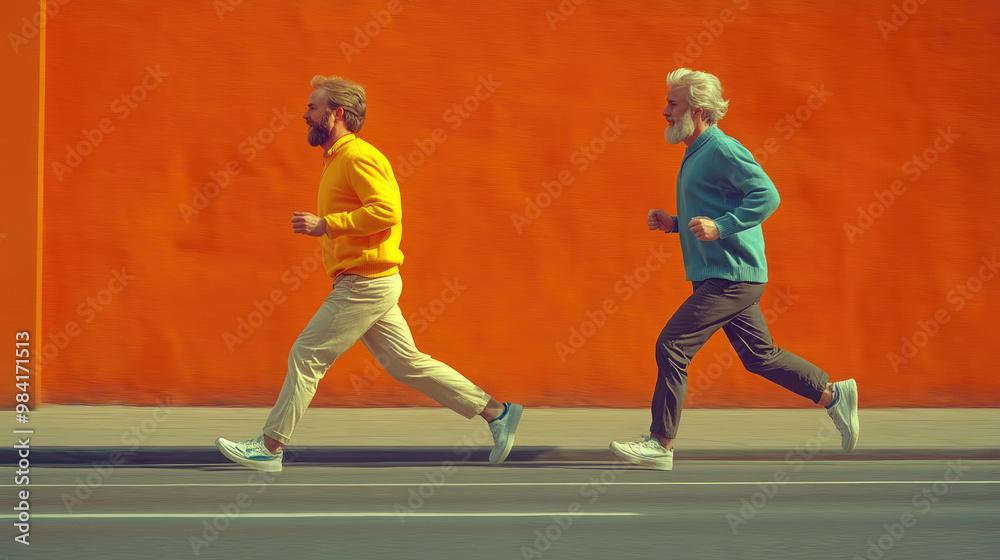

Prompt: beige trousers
[{"left": 263, "top": 273, "right": 491, "bottom": 444}]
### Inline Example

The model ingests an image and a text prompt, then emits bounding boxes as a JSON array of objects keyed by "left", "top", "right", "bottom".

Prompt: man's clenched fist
[
  {"left": 291, "top": 211, "right": 327, "bottom": 237},
  {"left": 647, "top": 209, "right": 673, "bottom": 231},
  {"left": 688, "top": 216, "right": 719, "bottom": 241}
]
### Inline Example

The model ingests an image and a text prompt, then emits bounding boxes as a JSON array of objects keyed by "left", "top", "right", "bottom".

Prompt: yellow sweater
[{"left": 318, "top": 134, "right": 403, "bottom": 278}]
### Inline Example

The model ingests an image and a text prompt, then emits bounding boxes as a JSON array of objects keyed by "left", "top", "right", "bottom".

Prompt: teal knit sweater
[{"left": 670, "top": 126, "right": 779, "bottom": 283}]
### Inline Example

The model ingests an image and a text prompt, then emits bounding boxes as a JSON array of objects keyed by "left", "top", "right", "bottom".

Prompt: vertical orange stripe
[{"left": 35, "top": 0, "right": 45, "bottom": 405}]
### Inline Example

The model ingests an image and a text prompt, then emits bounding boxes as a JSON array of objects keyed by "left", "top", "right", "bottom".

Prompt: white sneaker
[
  {"left": 609, "top": 435, "right": 673, "bottom": 470},
  {"left": 216, "top": 435, "right": 283, "bottom": 472},
  {"left": 827, "top": 379, "right": 860, "bottom": 452}
]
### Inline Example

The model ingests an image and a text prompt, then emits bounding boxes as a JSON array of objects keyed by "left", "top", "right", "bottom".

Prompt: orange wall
[{"left": 39, "top": 0, "right": 1000, "bottom": 408}]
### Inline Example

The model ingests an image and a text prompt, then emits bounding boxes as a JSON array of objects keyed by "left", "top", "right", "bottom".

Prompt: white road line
[
  {"left": 6, "top": 480, "right": 999, "bottom": 488},
  {"left": 0, "top": 512, "right": 642, "bottom": 519}
]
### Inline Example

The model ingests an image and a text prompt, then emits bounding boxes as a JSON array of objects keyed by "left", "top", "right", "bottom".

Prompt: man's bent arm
[
  {"left": 324, "top": 155, "right": 401, "bottom": 237},
  {"left": 711, "top": 147, "right": 780, "bottom": 239}
]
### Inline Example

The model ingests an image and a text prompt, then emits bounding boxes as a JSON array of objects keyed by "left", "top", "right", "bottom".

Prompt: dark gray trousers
[{"left": 651, "top": 278, "right": 829, "bottom": 439}]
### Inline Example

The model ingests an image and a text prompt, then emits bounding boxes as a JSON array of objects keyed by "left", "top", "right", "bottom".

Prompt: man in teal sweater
[{"left": 610, "top": 69, "right": 859, "bottom": 470}]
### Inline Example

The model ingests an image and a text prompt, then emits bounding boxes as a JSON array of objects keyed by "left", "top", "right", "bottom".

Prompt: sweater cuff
[
  {"left": 323, "top": 214, "right": 340, "bottom": 237},
  {"left": 713, "top": 215, "right": 735, "bottom": 239},
  {"left": 667, "top": 216, "right": 678, "bottom": 233}
]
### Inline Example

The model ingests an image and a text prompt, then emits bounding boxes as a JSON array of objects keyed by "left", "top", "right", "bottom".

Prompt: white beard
[{"left": 665, "top": 109, "right": 696, "bottom": 144}]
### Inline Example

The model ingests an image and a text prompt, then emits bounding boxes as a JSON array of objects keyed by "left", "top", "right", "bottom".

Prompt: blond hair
[{"left": 310, "top": 75, "right": 367, "bottom": 132}]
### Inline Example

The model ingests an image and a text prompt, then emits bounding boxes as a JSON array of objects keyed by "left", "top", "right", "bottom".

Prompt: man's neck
[
  {"left": 683, "top": 121, "right": 711, "bottom": 147},
  {"left": 321, "top": 127, "right": 353, "bottom": 154}
]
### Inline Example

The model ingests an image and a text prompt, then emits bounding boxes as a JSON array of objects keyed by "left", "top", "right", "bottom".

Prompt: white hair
[{"left": 666, "top": 68, "right": 729, "bottom": 125}]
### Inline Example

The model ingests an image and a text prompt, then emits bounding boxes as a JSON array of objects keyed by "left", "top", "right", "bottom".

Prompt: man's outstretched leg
[
  {"left": 722, "top": 304, "right": 860, "bottom": 452},
  {"left": 358, "top": 278, "right": 523, "bottom": 464}
]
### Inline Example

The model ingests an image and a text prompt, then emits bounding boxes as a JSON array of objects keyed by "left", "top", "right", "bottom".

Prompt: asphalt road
[{"left": 3, "top": 461, "right": 998, "bottom": 560}]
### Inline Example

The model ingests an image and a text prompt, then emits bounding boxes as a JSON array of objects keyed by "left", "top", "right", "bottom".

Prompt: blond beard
[{"left": 665, "top": 109, "right": 696, "bottom": 144}]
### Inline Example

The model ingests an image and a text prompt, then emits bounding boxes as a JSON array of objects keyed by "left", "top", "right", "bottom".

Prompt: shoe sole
[
  {"left": 841, "top": 379, "right": 860, "bottom": 453},
  {"left": 215, "top": 438, "right": 283, "bottom": 472},
  {"left": 609, "top": 443, "right": 673, "bottom": 471},
  {"left": 489, "top": 404, "right": 523, "bottom": 465}
]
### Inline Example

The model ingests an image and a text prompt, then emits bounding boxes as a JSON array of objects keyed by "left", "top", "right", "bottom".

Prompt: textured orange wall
[{"left": 39, "top": 0, "right": 1000, "bottom": 408}]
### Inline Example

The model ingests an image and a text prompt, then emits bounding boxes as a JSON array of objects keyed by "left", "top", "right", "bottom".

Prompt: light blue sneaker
[
  {"left": 488, "top": 402, "right": 523, "bottom": 464},
  {"left": 216, "top": 435, "right": 283, "bottom": 472},
  {"left": 827, "top": 379, "right": 860, "bottom": 452}
]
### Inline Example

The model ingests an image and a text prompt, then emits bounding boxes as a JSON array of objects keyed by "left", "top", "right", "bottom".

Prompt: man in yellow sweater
[{"left": 216, "top": 75, "right": 523, "bottom": 472}]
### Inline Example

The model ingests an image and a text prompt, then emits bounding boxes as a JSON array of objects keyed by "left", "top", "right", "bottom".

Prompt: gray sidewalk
[{"left": 7, "top": 406, "right": 999, "bottom": 465}]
